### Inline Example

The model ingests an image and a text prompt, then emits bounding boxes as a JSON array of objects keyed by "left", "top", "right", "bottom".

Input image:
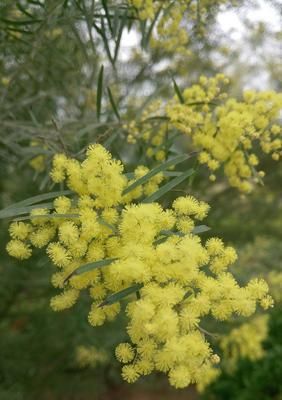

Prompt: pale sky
[{"left": 118, "top": 0, "right": 281, "bottom": 90}]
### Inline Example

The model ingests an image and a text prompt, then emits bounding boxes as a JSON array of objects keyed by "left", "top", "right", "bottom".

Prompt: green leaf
[
  {"left": 62, "top": 0, "right": 69, "bottom": 9},
  {"left": 154, "top": 225, "right": 210, "bottom": 245},
  {"left": 143, "top": 115, "right": 169, "bottom": 122},
  {"left": 192, "top": 225, "right": 210, "bottom": 234},
  {"left": 153, "top": 237, "right": 168, "bottom": 245},
  {"left": 0, "top": 203, "right": 54, "bottom": 219},
  {"left": 163, "top": 171, "right": 183, "bottom": 177},
  {"left": 113, "top": 11, "right": 127, "bottom": 64},
  {"left": 159, "top": 229, "right": 184, "bottom": 237},
  {"left": 153, "top": 229, "right": 184, "bottom": 245},
  {"left": 142, "top": 5, "right": 162, "bottom": 48},
  {"left": 94, "top": 19, "right": 114, "bottom": 66},
  {"left": 172, "top": 77, "right": 184, "bottom": 104},
  {"left": 69, "top": 258, "right": 117, "bottom": 279},
  {"left": 14, "top": 213, "right": 79, "bottom": 222},
  {"left": 99, "top": 284, "right": 143, "bottom": 307},
  {"left": 140, "top": 19, "right": 147, "bottom": 49},
  {"left": 101, "top": 0, "right": 113, "bottom": 35},
  {"left": 187, "top": 101, "right": 218, "bottom": 107},
  {"left": 159, "top": 226, "right": 210, "bottom": 237},
  {"left": 16, "top": 3, "right": 35, "bottom": 18},
  {"left": 183, "top": 288, "right": 195, "bottom": 301},
  {"left": 107, "top": 87, "right": 120, "bottom": 120},
  {"left": 142, "top": 169, "right": 195, "bottom": 203},
  {"left": 112, "top": 7, "right": 120, "bottom": 37},
  {"left": 0, "top": 18, "right": 42, "bottom": 25},
  {"left": 96, "top": 64, "right": 104, "bottom": 120},
  {"left": 123, "top": 154, "right": 193, "bottom": 195},
  {"left": 5, "top": 190, "right": 72, "bottom": 209},
  {"left": 97, "top": 217, "right": 116, "bottom": 232}
]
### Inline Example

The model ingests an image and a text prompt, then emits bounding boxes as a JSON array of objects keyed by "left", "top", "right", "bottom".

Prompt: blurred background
[{"left": 0, "top": 1, "right": 281, "bottom": 399}]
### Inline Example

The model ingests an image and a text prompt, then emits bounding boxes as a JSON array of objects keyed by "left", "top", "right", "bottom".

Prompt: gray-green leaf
[
  {"left": 99, "top": 283, "right": 143, "bottom": 307},
  {"left": 142, "top": 169, "right": 194, "bottom": 203},
  {"left": 123, "top": 153, "right": 194, "bottom": 195}
]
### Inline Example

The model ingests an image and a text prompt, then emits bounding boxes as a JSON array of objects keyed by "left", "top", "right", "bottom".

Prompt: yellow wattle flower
[{"left": 6, "top": 144, "right": 273, "bottom": 391}]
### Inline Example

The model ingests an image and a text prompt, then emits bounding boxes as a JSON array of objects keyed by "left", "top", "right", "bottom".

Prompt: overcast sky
[{"left": 118, "top": 0, "right": 281, "bottom": 90}]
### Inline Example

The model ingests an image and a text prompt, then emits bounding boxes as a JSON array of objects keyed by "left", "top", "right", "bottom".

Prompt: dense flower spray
[
  {"left": 129, "top": 0, "right": 231, "bottom": 53},
  {"left": 6, "top": 144, "right": 273, "bottom": 390},
  {"left": 126, "top": 74, "right": 282, "bottom": 192},
  {"left": 167, "top": 76, "right": 282, "bottom": 192}
]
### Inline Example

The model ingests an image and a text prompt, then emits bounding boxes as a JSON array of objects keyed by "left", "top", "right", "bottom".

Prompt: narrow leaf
[
  {"left": 144, "top": 115, "right": 169, "bottom": 122},
  {"left": 192, "top": 225, "right": 210, "bottom": 234},
  {"left": 101, "top": 0, "right": 113, "bottom": 35},
  {"left": 0, "top": 18, "right": 42, "bottom": 25},
  {"left": 70, "top": 258, "right": 117, "bottom": 278},
  {"left": 96, "top": 64, "right": 104, "bottom": 120},
  {"left": 98, "top": 19, "right": 114, "bottom": 65},
  {"left": 153, "top": 230, "right": 183, "bottom": 245},
  {"left": 123, "top": 154, "right": 194, "bottom": 195},
  {"left": 159, "top": 230, "right": 184, "bottom": 237},
  {"left": 14, "top": 213, "right": 78, "bottom": 222},
  {"left": 154, "top": 225, "right": 210, "bottom": 245},
  {"left": 107, "top": 87, "right": 120, "bottom": 120},
  {"left": 172, "top": 77, "right": 184, "bottom": 104},
  {"left": 113, "top": 11, "right": 126, "bottom": 64},
  {"left": 62, "top": 0, "right": 69, "bottom": 9},
  {"left": 97, "top": 217, "right": 116, "bottom": 232},
  {"left": 112, "top": 7, "right": 120, "bottom": 37},
  {"left": 142, "top": 169, "right": 195, "bottom": 203},
  {"left": 99, "top": 284, "right": 143, "bottom": 307},
  {"left": 0, "top": 203, "right": 54, "bottom": 219},
  {"left": 140, "top": 19, "right": 147, "bottom": 49},
  {"left": 16, "top": 3, "right": 35, "bottom": 18},
  {"left": 163, "top": 171, "right": 183, "bottom": 177},
  {"left": 5, "top": 190, "right": 72, "bottom": 209},
  {"left": 143, "top": 5, "right": 162, "bottom": 47}
]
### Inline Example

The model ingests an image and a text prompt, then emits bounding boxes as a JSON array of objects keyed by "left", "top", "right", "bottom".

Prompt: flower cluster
[
  {"left": 167, "top": 75, "right": 282, "bottom": 192},
  {"left": 220, "top": 314, "right": 269, "bottom": 372},
  {"left": 124, "top": 99, "right": 168, "bottom": 162},
  {"left": 129, "top": 1, "right": 230, "bottom": 54},
  {"left": 125, "top": 75, "right": 282, "bottom": 192},
  {"left": 6, "top": 144, "right": 273, "bottom": 389},
  {"left": 131, "top": 0, "right": 189, "bottom": 54}
]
